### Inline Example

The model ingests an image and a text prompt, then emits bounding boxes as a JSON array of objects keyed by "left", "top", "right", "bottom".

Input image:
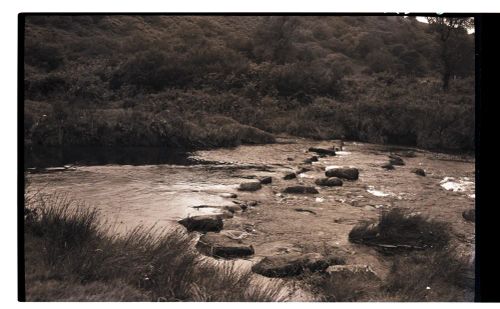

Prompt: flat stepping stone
[
  {"left": 196, "top": 231, "right": 254, "bottom": 258},
  {"left": 283, "top": 186, "right": 319, "bottom": 194},
  {"left": 308, "top": 147, "right": 336, "bottom": 156},
  {"left": 238, "top": 181, "right": 262, "bottom": 191},
  {"left": 252, "top": 253, "right": 332, "bottom": 277},
  {"left": 325, "top": 168, "right": 359, "bottom": 180},
  {"left": 178, "top": 215, "right": 223, "bottom": 232}
]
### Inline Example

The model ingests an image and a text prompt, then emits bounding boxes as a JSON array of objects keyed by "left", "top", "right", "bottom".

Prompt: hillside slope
[{"left": 23, "top": 15, "right": 475, "bottom": 151}]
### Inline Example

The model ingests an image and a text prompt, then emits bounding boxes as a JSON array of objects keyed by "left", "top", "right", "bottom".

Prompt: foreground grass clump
[
  {"left": 24, "top": 192, "right": 286, "bottom": 301},
  {"left": 348, "top": 208, "right": 450, "bottom": 250},
  {"left": 303, "top": 209, "right": 473, "bottom": 301}
]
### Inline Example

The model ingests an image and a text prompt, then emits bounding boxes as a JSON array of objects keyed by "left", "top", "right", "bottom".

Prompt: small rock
[
  {"left": 294, "top": 208, "right": 317, "bottom": 215},
  {"left": 296, "top": 167, "right": 311, "bottom": 174},
  {"left": 259, "top": 176, "right": 272, "bottom": 184},
  {"left": 197, "top": 231, "right": 254, "bottom": 258},
  {"left": 388, "top": 155, "right": 405, "bottom": 166},
  {"left": 178, "top": 215, "right": 223, "bottom": 232},
  {"left": 238, "top": 181, "right": 262, "bottom": 191},
  {"left": 283, "top": 172, "right": 297, "bottom": 180},
  {"left": 315, "top": 177, "right": 343, "bottom": 187},
  {"left": 462, "top": 209, "right": 475, "bottom": 222},
  {"left": 220, "top": 193, "right": 237, "bottom": 198},
  {"left": 412, "top": 168, "right": 426, "bottom": 176},
  {"left": 308, "top": 147, "right": 336, "bottom": 156},
  {"left": 283, "top": 186, "right": 319, "bottom": 194},
  {"left": 325, "top": 168, "right": 359, "bottom": 180},
  {"left": 287, "top": 157, "right": 294, "bottom": 161},
  {"left": 381, "top": 162, "right": 394, "bottom": 170}
]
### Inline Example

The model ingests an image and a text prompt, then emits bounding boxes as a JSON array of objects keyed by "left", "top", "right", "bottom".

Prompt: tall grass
[{"left": 24, "top": 191, "right": 286, "bottom": 301}]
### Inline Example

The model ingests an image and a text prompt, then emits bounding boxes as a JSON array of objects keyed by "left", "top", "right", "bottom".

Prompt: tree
[{"left": 426, "top": 17, "right": 474, "bottom": 90}]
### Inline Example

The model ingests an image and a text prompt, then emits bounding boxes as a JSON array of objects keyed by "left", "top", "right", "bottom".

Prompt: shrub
[{"left": 349, "top": 208, "right": 451, "bottom": 250}]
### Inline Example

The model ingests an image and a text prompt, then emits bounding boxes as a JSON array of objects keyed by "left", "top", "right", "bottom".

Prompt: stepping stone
[
  {"left": 259, "top": 176, "right": 272, "bottom": 184},
  {"left": 315, "top": 177, "right": 343, "bottom": 187},
  {"left": 283, "top": 172, "right": 297, "bottom": 180},
  {"left": 308, "top": 147, "right": 336, "bottom": 156},
  {"left": 196, "top": 231, "right": 254, "bottom": 258},
  {"left": 238, "top": 181, "right": 262, "bottom": 191},
  {"left": 178, "top": 215, "right": 223, "bottom": 232},
  {"left": 325, "top": 168, "right": 359, "bottom": 180}
]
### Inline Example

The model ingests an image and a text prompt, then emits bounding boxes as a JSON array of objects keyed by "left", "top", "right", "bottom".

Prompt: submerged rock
[
  {"left": 283, "top": 186, "right": 319, "bottom": 194},
  {"left": 259, "top": 176, "right": 272, "bottom": 184},
  {"left": 462, "top": 209, "right": 475, "bottom": 222},
  {"left": 325, "top": 168, "right": 359, "bottom": 180},
  {"left": 196, "top": 231, "right": 254, "bottom": 258},
  {"left": 178, "top": 215, "right": 223, "bottom": 232},
  {"left": 326, "top": 264, "right": 379, "bottom": 281},
  {"left": 412, "top": 168, "right": 426, "bottom": 176},
  {"left": 283, "top": 172, "right": 297, "bottom": 180},
  {"left": 308, "top": 147, "right": 336, "bottom": 156},
  {"left": 252, "top": 253, "right": 332, "bottom": 277},
  {"left": 238, "top": 181, "right": 262, "bottom": 191},
  {"left": 220, "top": 193, "right": 238, "bottom": 198},
  {"left": 315, "top": 177, "right": 343, "bottom": 187}
]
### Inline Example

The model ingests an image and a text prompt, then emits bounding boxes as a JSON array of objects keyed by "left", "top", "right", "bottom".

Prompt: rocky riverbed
[{"left": 28, "top": 136, "right": 475, "bottom": 299}]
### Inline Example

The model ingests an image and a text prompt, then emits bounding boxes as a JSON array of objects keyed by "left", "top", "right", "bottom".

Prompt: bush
[{"left": 349, "top": 208, "right": 451, "bottom": 250}]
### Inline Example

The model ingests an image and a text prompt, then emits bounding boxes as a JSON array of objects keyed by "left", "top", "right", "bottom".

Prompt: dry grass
[{"left": 24, "top": 191, "right": 286, "bottom": 301}]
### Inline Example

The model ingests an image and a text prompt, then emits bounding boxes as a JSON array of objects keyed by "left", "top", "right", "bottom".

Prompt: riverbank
[{"left": 24, "top": 138, "right": 475, "bottom": 301}]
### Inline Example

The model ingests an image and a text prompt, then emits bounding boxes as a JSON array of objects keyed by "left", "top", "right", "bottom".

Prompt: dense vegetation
[{"left": 24, "top": 15, "right": 475, "bottom": 152}]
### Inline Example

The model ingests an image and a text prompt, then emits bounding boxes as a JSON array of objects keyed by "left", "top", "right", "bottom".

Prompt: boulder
[
  {"left": 283, "top": 186, "right": 319, "bottom": 194},
  {"left": 252, "top": 253, "right": 331, "bottom": 277},
  {"left": 381, "top": 163, "right": 394, "bottom": 170},
  {"left": 325, "top": 168, "right": 359, "bottom": 180},
  {"left": 259, "top": 176, "right": 272, "bottom": 185},
  {"left": 283, "top": 172, "right": 297, "bottom": 180},
  {"left": 412, "top": 168, "right": 426, "bottom": 176},
  {"left": 462, "top": 209, "right": 475, "bottom": 222},
  {"left": 315, "top": 177, "right": 343, "bottom": 187},
  {"left": 308, "top": 147, "right": 336, "bottom": 156},
  {"left": 238, "top": 181, "right": 262, "bottom": 191},
  {"left": 326, "top": 264, "right": 380, "bottom": 281},
  {"left": 178, "top": 215, "right": 223, "bottom": 232},
  {"left": 196, "top": 231, "right": 254, "bottom": 258}
]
